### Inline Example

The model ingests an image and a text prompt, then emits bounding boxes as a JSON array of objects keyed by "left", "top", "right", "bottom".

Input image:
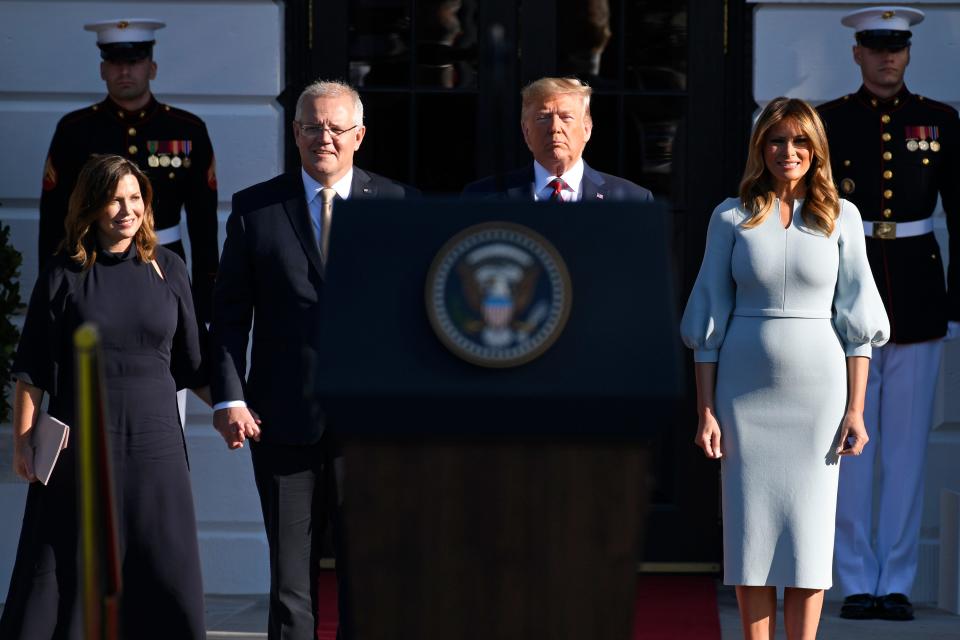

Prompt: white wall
[
  {"left": 0, "top": 0, "right": 286, "bottom": 599},
  {"left": 751, "top": 0, "right": 960, "bottom": 604}
]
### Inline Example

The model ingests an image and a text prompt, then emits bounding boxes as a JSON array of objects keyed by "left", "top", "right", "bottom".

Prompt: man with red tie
[{"left": 463, "top": 76, "right": 652, "bottom": 202}]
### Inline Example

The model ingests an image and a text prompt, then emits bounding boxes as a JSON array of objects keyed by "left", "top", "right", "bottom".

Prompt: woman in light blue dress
[{"left": 681, "top": 97, "right": 889, "bottom": 640}]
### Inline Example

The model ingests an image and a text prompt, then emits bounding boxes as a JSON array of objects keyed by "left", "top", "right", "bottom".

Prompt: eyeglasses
[{"left": 295, "top": 122, "right": 359, "bottom": 139}]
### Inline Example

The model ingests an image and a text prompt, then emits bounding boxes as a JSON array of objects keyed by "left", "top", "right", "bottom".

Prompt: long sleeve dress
[
  {"left": 0, "top": 246, "right": 208, "bottom": 639},
  {"left": 680, "top": 197, "right": 889, "bottom": 589}
]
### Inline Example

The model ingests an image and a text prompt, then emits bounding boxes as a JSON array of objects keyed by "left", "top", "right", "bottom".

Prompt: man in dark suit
[
  {"left": 209, "top": 80, "right": 416, "bottom": 640},
  {"left": 463, "top": 76, "right": 652, "bottom": 202},
  {"left": 818, "top": 6, "right": 960, "bottom": 622}
]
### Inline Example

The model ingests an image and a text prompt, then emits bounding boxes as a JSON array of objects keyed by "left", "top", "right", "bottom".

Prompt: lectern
[{"left": 312, "top": 199, "right": 682, "bottom": 639}]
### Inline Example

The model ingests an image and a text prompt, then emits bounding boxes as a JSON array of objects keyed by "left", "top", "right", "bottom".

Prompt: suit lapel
[
  {"left": 351, "top": 167, "right": 377, "bottom": 199},
  {"left": 580, "top": 162, "right": 608, "bottom": 202},
  {"left": 280, "top": 173, "right": 325, "bottom": 279}
]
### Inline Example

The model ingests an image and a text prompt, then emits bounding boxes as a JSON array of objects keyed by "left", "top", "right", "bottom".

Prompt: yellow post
[{"left": 75, "top": 323, "right": 120, "bottom": 640}]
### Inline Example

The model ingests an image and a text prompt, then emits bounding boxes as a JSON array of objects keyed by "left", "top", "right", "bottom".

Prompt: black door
[{"left": 286, "top": 0, "right": 756, "bottom": 570}]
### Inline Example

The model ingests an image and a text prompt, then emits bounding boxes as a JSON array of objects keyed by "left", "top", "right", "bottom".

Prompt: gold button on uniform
[
  {"left": 882, "top": 132, "right": 892, "bottom": 142},
  {"left": 843, "top": 160, "right": 851, "bottom": 167},
  {"left": 881, "top": 114, "right": 891, "bottom": 124},
  {"left": 883, "top": 209, "right": 892, "bottom": 218},
  {"left": 169, "top": 172, "right": 175, "bottom": 179},
  {"left": 883, "top": 189, "right": 893, "bottom": 199},
  {"left": 871, "top": 99, "right": 878, "bottom": 107},
  {"left": 883, "top": 151, "right": 892, "bottom": 161},
  {"left": 128, "top": 127, "right": 137, "bottom": 136},
  {"left": 128, "top": 145, "right": 137, "bottom": 155},
  {"left": 883, "top": 170, "right": 893, "bottom": 179},
  {"left": 922, "top": 158, "right": 930, "bottom": 165}
]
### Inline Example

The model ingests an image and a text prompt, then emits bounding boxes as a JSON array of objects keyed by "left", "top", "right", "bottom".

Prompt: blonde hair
[
  {"left": 63, "top": 154, "right": 157, "bottom": 269},
  {"left": 739, "top": 97, "right": 839, "bottom": 235},
  {"left": 521, "top": 77, "right": 592, "bottom": 121}
]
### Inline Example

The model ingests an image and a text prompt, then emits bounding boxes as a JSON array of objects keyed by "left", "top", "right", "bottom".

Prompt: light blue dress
[{"left": 681, "top": 197, "right": 889, "bottom": 589}]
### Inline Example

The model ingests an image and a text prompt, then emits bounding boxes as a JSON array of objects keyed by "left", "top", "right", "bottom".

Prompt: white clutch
[{"left": 31, "top": 412, "right": 70, "bottom": 485}]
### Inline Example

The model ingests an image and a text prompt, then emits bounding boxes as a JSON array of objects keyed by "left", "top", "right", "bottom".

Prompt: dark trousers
[{"left": 250, "top": 438, "right": 350, "bottom": 640}]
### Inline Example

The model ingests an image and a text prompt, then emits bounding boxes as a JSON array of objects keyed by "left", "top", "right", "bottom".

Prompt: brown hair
[
  {"left": 521, "top": 77, "right": 593, "bottom": 122},
  {"left": 739, "top": 97, "right": 839, "bottom": 235},
  {"left": 62, "top": 154, "right": 157, "bottom": 269}
]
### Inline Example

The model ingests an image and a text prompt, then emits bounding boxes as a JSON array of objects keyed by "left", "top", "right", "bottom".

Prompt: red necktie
[{"left": 548, "top": 178, "right": 565, "bottom": 202}]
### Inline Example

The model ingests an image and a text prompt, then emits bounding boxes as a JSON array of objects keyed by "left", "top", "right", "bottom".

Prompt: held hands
[
  {"left": 213, "top": 406, "right": 262, "bottom": 450},
  {"left": 13, "top": 439, "right": 37, "bottom": 483},
  {"left": 836, "top": 410, "right": 869, "bottom": 456},
  {"left": 695, "top": 412, "right": 723, "bottom": 459}
]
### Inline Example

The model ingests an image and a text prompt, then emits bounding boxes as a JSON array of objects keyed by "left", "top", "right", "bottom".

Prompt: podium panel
[
  {"left": 313, "top": 200, "right": 682, "bottom": 639},
  {"left": 314, "top": 199, "right": 683, "bottom": 436}
]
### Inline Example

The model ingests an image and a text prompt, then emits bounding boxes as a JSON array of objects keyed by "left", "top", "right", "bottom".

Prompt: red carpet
[
  {"left": 315, "top": 572, "right": 721, "bottom": 640},
  {"left": 633, "top": 575, "right": 721, "bottom": 639}
]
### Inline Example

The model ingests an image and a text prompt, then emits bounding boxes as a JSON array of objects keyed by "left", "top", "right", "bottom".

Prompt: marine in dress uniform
[
  {"left": 818, "top": 6, "right": 960, "bottom": 621},
  {"left": 39, "top": 20, "right": 219, "bottom": 322}
]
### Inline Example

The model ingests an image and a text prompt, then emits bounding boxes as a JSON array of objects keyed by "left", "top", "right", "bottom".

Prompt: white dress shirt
[{"left": 532, "top": 158, "right": 584, "bottom": 202}]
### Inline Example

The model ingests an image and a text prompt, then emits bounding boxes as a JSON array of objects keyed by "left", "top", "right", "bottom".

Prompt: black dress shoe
[
  {"left": 876, "top": 593, "right": 914, "bottom": 621},
  {"left": 840, "top": 593, "right": 877, "bottom": 619}
]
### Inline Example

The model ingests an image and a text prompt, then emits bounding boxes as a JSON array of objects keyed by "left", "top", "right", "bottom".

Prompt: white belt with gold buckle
[
  {"left": 155, "top": 225, "right": 182, "bottom": 245},
  {"left": 863, "top": 217, "right": 933, "bottom": 240}
]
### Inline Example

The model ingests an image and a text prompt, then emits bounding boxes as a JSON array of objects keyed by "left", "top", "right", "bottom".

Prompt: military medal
[
  {"left": 906, "top": 140, "right": 919, "bottom": 152},
  {"left": 159, "top": 155, "right": 171, "bottom": 167},
  {"left": 171, "top": 156, "right": 182, "bottom": 168},
  {"left": 919, "top": 140, "right": 929, "bottom": 151},
  {"left": 182, "top": 140, "right": 192, "bottom": 169},
  {"left": 147, "top": 140, "right": 159, "bottom": 166},
  {"left": 840, "top": 178, "right": 855, "bottom": 195},
  {"left": 931, "top": 140, "right": 941, "bottom": 152}
]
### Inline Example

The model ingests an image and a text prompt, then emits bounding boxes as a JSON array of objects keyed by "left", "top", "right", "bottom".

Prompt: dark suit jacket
[
  {"left": 462, "top": 162, "right": 653, "bottom": 202},
  {"left": 210, "top": 167, "right": 417, "bottom": 444}
]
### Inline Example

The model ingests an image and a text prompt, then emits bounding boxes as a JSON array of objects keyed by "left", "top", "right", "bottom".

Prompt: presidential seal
[{"left": 425, "top": 222, "right": 572, "bottom": 368}]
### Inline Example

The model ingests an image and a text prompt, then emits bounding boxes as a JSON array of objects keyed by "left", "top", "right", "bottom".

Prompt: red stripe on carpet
[
  {"left": 315, "top": 572, "right": 721, "bottom": 640},
  {"left": 633, "top": 575, "right": 721, "bottom": 640}
]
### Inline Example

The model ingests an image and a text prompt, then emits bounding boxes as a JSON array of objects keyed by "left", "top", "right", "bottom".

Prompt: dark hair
[{"left": 62, "top": 154, "right": 157, "bottom": 269}]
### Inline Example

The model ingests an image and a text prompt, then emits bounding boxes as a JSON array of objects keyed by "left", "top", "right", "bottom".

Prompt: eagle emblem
[{"left": 426, "top": 223, "right": 572, "bottom": 367}]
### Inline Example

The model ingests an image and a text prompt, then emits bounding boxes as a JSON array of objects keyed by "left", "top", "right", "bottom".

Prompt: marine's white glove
[{"left": 945, "top": 321, "right": 960, "bottom": 342}]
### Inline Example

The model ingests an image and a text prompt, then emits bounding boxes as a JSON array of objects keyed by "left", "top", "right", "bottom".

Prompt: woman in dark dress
[{"left": 1, "top": 154, "right": 210, "bottom": 639}]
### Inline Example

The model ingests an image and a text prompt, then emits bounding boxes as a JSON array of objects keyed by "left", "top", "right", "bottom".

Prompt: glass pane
[
  {"left": 354, "top": 93, "right": 412, "bottom": 184},
  {"left": 416, "top": 94, "right": 477, "bottom": 192},
  {"left": 583, "top": 95, "right": 686, "bottom": 200},
  {"left": 624, "top": 1, "right": 687, "bottom": 91},
  {"left": 624, "top": 96, "right": 685, "bottom": 200},
  {"left": 556, "top": 0, "right": 618, "bottom": 86},
  {"left": 414, "top": 0, "right": 479, "bottom": 88},
  {"left": 349, "top": 1, "right": 412, "bottom": 88}
]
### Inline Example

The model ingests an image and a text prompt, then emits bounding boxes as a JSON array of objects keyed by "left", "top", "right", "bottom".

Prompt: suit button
[
  {"left": 883, "top": 170, "right": 893, "bottom": 179},
  {"left": 882, "top": 132, "right": 892, "bottom": 142},
  {"left": 881, "top": 114, "right": 891, "bottom": 124},
  {"left": 883, "top": 151, "right": 892, "bottom": 161},
  {"left": 883, "top": 189, "right": 893, "bottom": 199},
  {"left": 883, "top": 209, "right": 892, "bottom": 218},
  {"left": 128, "top": 145, "right": 137, "bottom": 155}
]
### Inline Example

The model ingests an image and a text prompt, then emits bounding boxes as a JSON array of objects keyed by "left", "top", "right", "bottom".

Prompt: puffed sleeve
[
  {"left": 12, "top": 263, "right": 67, "bottom": 394},
  {"left": 159, "top": 250, "right": 209, "bottom": 390},
  {"left": 680, "top": 200, "right": 739, "bottom": 362},
  {"left": 832, "top": 200, "right": 890, "bottom": 357}
]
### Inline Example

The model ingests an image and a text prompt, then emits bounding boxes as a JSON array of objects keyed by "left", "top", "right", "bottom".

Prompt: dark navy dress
[{"left": 0, "top": 245, "right": 207, "bottom": 639}]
